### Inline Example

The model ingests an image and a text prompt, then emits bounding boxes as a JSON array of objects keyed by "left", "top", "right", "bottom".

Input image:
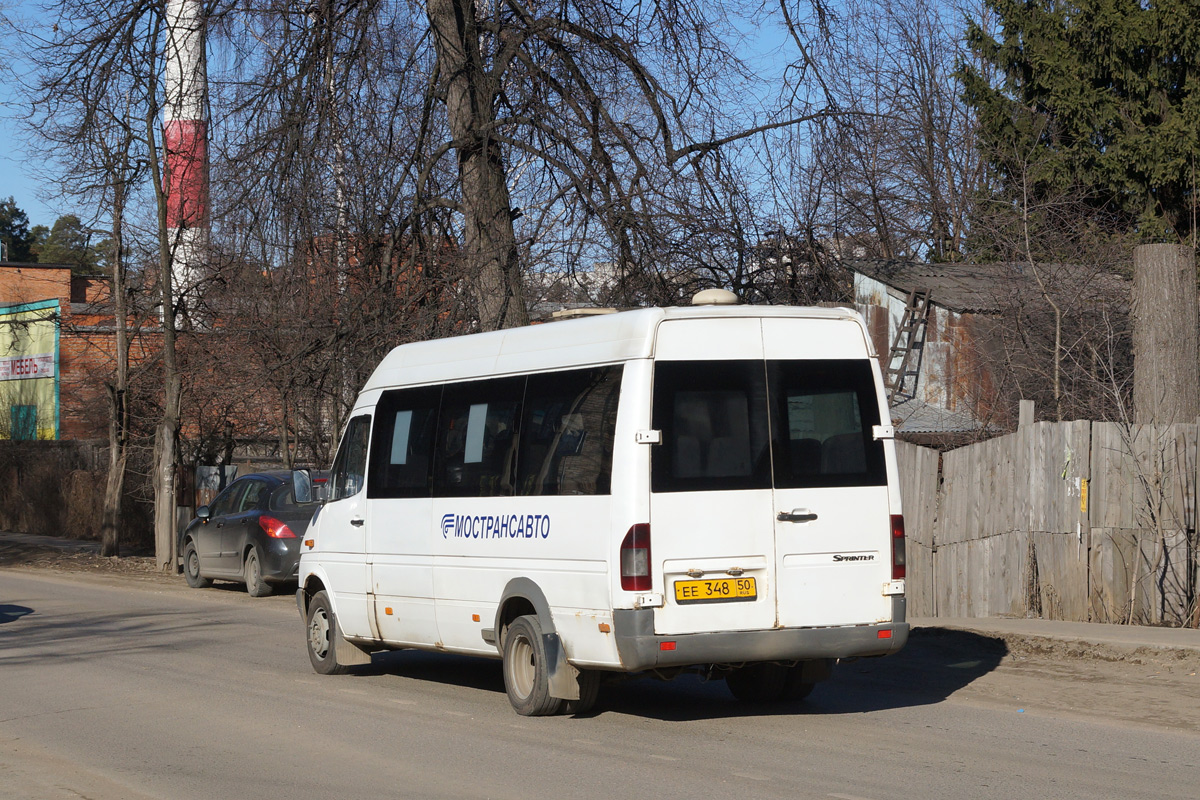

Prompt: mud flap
[
  {"left": 543, "top": 632, "right": 581, "bottom": 701},
  {"left": 334, "top": 628, "right": 373, "bottom": 667}
]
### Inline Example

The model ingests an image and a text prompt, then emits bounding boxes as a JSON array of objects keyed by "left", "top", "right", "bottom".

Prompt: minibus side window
[
  {"left": 434, "top": 376, "right": 525, "bottom": 497},
  {"left": 651, "top": 360, "right": 772, "bottom": 493},
  {"left": 768, "top": 360, "right": 887, "bottom": 488},
  {"left": 368, "top": 386, "right": 442, "bottom": 498},
  {"left": 516, "top": 366, "right": 622, "bottom": 496},
  {"left": 330, "top": 415, "right": 372, "bottom": 501}
]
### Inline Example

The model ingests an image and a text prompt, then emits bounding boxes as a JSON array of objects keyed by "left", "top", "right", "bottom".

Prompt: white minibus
[{"left": 296, "top": 292, "right": 908, "bottom": 715}]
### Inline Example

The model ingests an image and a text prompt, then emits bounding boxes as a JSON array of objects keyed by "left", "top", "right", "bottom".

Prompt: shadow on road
[
  {"left": 0, "top": 604, "right": 34, "bottom": 624},
  {"left": 355, "top": 626, "right": 1008, "bottom": 720}
]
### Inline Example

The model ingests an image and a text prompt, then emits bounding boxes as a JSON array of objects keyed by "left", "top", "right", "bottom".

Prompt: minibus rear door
[
  {"left": 648, "top": 319, "right": 778, "bottom": 636},
  {"left": 763, "top": 318, "right": 894, "bottom": 629}
]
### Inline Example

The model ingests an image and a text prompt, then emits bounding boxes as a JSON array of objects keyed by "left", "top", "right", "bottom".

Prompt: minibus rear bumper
[{"left": 611, "top": 608, "right": 909, "bottom": 672}]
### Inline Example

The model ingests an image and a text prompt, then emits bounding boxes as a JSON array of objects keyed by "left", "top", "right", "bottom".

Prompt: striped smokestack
[{"left": 163, "top": 0, "right": 209, "bottom": 310}]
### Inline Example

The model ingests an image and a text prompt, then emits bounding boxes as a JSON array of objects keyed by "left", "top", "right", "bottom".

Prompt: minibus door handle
[
  {"left": 350, "top": 518, "right": 365, "bottom": 527},
  {"left": 777, "top": 509, "right": 818, "bottom": 523}
]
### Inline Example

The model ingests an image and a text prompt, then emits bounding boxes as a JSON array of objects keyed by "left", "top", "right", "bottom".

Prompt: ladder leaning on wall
[{"left": 885, "top": 289, "right": 932, "bottom": 404}]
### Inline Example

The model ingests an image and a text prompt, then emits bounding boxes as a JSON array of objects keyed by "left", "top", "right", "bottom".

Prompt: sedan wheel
[
  {"left": 245, "top": 549, "right": 272, "bottom": 597},
  {"left": 183, "top": 540, "right": 212, "bottom": 589}
]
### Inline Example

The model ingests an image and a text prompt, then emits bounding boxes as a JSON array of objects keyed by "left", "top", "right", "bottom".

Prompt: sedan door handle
[
  {"left": 777, "top": 509, "right": 818, "bottom": 523},
  {"left": 350, "top": 518, "right": 365, "bottom": 527}
]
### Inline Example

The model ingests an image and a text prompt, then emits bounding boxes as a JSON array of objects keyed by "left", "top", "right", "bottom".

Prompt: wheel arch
[
  {"left": 493, "top": 577, "right": 556, "bottom": 648},
  {"left": 492, "top": 578, "right": 581, "bottom": 703},
  {"left": 298, "top": 571, "right": 331, "bottom": 620}
]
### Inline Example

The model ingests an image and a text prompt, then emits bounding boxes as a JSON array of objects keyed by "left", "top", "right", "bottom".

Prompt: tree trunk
[
  {"left": 100, "top": 446, "right": 127, "bottom": 558},
  {"left": 1132, "top": 244, "right": 1199, "bottom": 424},
  {"left": 100, "top": 172, "right": 130, "bottom": 558},
  {"left": 148, "top": 84, "right": 183, "bottom": 573},
  {"left": 426, "top": 0, "right": 528, "bottom": 331}
]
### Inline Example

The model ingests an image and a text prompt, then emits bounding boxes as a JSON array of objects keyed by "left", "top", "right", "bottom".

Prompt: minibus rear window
[
  {"left": 652, "top": 359, "right": 887, "bottom": 493},
  {"left": 768, "top": 359, "right": 887, "bottom": 489},
  {"left": 651, "top": 360, "right": 772, "bottom": 493}
]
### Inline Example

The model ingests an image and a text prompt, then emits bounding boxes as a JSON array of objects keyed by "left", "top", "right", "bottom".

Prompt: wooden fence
[{"left": 898, "top": 422, "right": 1200, "bottom": 626}]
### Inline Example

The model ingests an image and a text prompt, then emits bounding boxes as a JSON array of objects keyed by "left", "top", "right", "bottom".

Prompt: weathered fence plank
[
  {"left": 916, "top": 420, "right": 1196, "bottom": 625},
  {"left": 895, "top": 440, "right": 939, "bottom": 616}
]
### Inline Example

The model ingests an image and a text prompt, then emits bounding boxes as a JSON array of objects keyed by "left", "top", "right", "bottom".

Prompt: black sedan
[{"left": 180, "top": 471, "right": 319, "bottom": 597}]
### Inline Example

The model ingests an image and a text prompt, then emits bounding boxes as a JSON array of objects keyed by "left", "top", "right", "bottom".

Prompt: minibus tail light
[
  {"left": 891, "top": 515, "right": 906, "bottom": 580},
  {"left": 620, "top": 524, "right": 652, "bottom": 591}
]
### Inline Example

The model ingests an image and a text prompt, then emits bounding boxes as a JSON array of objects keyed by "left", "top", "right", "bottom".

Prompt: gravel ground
[{"left": 0, "top": 538, "right": 173, "bottom": 583}]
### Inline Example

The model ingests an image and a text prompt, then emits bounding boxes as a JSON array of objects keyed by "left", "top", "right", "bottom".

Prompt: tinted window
[
  {"left": 652, "top": 360, "right": 772, "bottom": 493},
  {"left": 330, "top": 415, "right": 371, "bottom": 501},
  {"left": 769, "top": 360, "right": 886, "bottom": 488},
  {"left": 270, "top": 484, "right": 299, "bottom": 511},
  {"left": 237, "top": 480, "right": 271, "bottom": 512},
  {"left": 434, "top": 377, "right": 524, "bottom": 497},
  {"left": 516, "top": 366, "right": 622, "bottom": 496},
  {"left": 208, "top": 481, "right": 246, "bottom": 517},
  {"left": 368, "top": 385, "right": 442, "bottom": 498}
]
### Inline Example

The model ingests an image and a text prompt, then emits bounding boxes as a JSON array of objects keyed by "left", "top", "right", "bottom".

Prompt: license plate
[{"left": 674, "top": 577, "right": 757, "bottom": 604}]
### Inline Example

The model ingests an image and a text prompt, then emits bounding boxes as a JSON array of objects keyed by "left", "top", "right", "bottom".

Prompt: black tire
[
  {"left": 782, "top": 676, "right": 816, "bottom": 701},
  {"left": 182, "top": 539, "right": 212, "bottom": 589},
  {"left": 782, "top": 659, "right": 831, "bottom": 701},
  {"left": 725, "top": 662, "right": 789, "bottom": 703},
  {"left": 306, "top": 590, "right": 350, "bottom": 675},
  {"left": 564, "top": 668, "right": 601, "bottom": 716},
  {"left": 245, "top": 549, "right": 272, "bottom": 597},
  {"left": 502, "top": 615, "right": 565, "bottom": 716}
]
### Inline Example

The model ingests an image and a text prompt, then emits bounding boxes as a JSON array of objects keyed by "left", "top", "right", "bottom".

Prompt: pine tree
[
  {"left": 962, "top": 0, "right": 1200, "bottom": 242},
  {"left": 0, "top": 197, "right": 36, "bottom": 262}
]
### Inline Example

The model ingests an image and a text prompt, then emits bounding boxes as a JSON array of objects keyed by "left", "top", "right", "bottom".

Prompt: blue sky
[
  {"left": 1, "top": 0, "right": 73, "bottom": 229},
  {"left": 1, "top": 1, "right": 796, "bottom": 234}
]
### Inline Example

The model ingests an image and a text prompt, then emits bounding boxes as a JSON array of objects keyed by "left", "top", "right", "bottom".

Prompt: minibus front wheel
[{"left": 306, "top": 590, "right": 350, "bottom": 676}]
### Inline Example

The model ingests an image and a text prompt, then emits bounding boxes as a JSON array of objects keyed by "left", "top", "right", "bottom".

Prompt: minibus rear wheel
[
  {"left": 725, "top": 662, "right": 788, "bottom": 702},
  {"left": 564, "top": 669, "right": 601, "bottom": 716},
  {"left": 502, "top": 615, "right": 563, "bottom": 716}
]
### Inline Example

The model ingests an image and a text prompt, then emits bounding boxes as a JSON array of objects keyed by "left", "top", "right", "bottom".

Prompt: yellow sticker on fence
[{"left": 1080, "top": 478, "right": 1088, "bottom": 514}]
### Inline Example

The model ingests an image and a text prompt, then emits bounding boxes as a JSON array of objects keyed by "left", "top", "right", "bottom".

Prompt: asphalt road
[{"left": 2, "top": 569, "right": 1197, "bottom": 800}]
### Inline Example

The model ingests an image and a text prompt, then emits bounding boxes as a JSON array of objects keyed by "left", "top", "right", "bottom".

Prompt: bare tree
[
  {"left": 769, "top": 0, "right": 990, "bottom": 262},
  {"left": 18, "top": 0, "right": 168, "bottom": 556}
]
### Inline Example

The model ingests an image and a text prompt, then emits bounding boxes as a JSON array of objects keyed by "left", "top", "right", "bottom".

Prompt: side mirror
[
  {"left": 292, "top": 469, "right": 313, "bottom": 504},
  {"left": 293, "top": 469, "right": 328, "bottom": 504},
  {"left": 196, "top": 505, "right": 211, "bottom": 521}
]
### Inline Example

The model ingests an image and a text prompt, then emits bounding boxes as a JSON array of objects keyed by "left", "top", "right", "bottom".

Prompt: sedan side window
[
  {"left": 208, "top": 481, "right": 246, "bottom": 517},
  {"left": 237, "top": 480, "right": 270, "bottom": 513},
  {"left": 330, "top": 415, "right": 372, "bottom": 501}
]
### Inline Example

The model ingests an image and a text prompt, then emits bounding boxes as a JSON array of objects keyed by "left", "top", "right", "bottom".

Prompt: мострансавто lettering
[{"left": 441, "top": 513, "right": 550, "bottom": 540}]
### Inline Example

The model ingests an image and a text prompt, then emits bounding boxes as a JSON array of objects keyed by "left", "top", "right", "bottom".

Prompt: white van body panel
[
  {"left": 429, "top": 494, "right": 611, "bottom": 655},
  {"left": 368, "top": 495, "right": 438, "bottom": 646},
  {"left": 310, "top": 483, "right": 372, "bottom": 640},
  {"left": 299, "top": 304, "right": 907, "bottom": 681}
]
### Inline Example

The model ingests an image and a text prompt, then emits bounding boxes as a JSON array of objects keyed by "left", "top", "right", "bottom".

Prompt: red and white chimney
[{"left": 163, "top": 0, "right": 209, "bottom": 310}]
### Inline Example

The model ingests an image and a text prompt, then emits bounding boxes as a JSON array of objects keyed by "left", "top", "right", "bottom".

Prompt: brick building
[{"left": 0, "top": 261, "right": 159, "bottom": 441}]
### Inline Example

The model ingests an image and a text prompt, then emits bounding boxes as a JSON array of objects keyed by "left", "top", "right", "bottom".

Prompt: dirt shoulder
[{"left": 0, "top": 538, "right": 178, "bottom": 586}]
